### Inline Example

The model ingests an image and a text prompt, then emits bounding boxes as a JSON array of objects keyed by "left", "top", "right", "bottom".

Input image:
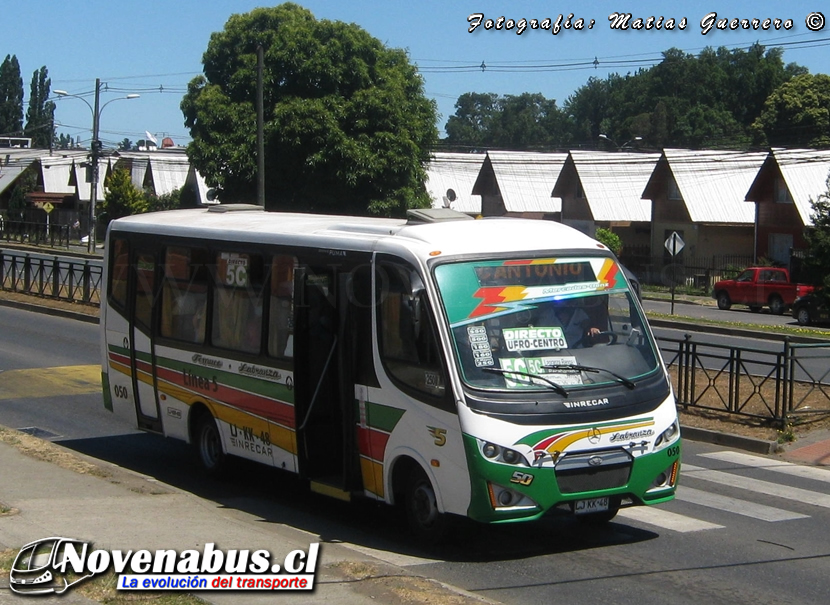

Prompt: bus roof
[{"left": 108, "top": 206, "right": 609, "bottom": 258}]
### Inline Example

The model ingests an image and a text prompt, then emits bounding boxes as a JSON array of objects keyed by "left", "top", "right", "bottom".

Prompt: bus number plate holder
[{"left": 574, "top": 497, "right": 609, "bottom": 514}]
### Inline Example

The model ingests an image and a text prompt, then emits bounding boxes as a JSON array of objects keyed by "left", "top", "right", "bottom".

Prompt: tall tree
[
  {"left": 802, "top": 175, "right": 830, "bottom": 301},
  {"left": 752, "top": 73, "right": 830, "bottom": 148},
  {"left": 444, "top": 92, "right": 498, "bottom": 150},
  {"left": 182, "top": 2, "right": 438, "bottom": 216},
  {"left": 24, "top": 66, "right": 55, "bottom": 148},
  {"left": 0, "top": 54, "right": 24, "bottom": 136}
]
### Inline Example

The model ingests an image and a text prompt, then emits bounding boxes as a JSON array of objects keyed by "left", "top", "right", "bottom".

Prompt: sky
[{"left": 3, "top": 0, "right": 830, "bottom": 148}]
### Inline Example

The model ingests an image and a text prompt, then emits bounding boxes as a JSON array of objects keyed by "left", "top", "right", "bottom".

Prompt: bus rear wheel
[
  {"left": 196, "top": 413, "right": 228, "bottom": 476},
  {"left": 404, "top": 467, "right": 448, "bottom": 543}
]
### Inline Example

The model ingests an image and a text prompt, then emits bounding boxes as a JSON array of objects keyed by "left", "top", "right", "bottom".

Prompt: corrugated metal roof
[
  {"left": 661, "top": 149, "right": 765, "bottom": 224},
  {"left": 486, "top": 150, "right": 565, "bottom": 213},
  {"left": 147, "top": 155, "right": 190, "bottom": 196},
  {"left": 72, "top": 163, "right": 106, "bottom": 202},
  {"left": 40, "top": 154, "right": 81, "bottom": 195},
  {"left": 425, "top": 152, "right": 484, "bottom": 213},
  {"left": 771, "top": 148, "right": 830, "bottom": 227},
  {"left": 569, "top": 151, "right": 658, "bottom": 221},
  {"left": 0, "top": 164, "right": 28, "bottom": 195}
]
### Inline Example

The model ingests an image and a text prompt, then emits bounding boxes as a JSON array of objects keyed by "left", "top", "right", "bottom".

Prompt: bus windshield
[{"left": 434, "top": 257, "right": 660, "bottom": 393}]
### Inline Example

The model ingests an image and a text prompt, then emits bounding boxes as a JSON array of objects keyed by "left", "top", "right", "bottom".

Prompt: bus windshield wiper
[
  {"left": 543, "top": 364, "right": 636, "bottom": 390},
  {"left": 482, "top": 367, "right": 569, "bottom": 397}
]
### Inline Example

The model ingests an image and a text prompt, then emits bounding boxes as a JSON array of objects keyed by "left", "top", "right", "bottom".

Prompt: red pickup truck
[{"left": 712, "top": 267, "right": 814, "bottom": 315}]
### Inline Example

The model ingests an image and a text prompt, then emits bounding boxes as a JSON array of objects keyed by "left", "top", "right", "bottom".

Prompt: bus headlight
[
  {"left": 654, "top": 421, "right": 680, "bottom": 448},
  {"left": 480, "top": 441, "right": 527, "bottom": 466}
]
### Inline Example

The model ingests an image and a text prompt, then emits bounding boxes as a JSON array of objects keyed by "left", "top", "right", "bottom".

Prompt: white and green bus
[{"left": 101, "top": 206, "right": 680, "bottom": 537}]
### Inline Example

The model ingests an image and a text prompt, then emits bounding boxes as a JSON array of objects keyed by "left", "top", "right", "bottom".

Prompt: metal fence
[
  {"left": 1, "top": 221, "right": 73, "bottom": 249},
  {"left": 660, "top": 334, "right": 830, "bottom": 427},
  {"left": 620, "top": 252, "right": 754, "bottom": 292},
  {"left": 0, "top": 251, "right": 101, "bottom": 305}
]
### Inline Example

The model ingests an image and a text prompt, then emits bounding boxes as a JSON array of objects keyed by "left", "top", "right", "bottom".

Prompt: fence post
[
  {"left": 52, "top": 257, "right": 60, "bottom": 299},
  {"left": 37, "top": 257, "right": 44, "bottom": 295},
  {"left": 23, "top": 254, "right": 31, "bottom": 293},
  {"left": 681, "top": 334, "right": 692, "bottom": 405},
  {"left": 83, "top": 261, "right": 91, "bottom": 303},
  {"left": 782, "top": 337, "right": 792, "bottom": 429}
]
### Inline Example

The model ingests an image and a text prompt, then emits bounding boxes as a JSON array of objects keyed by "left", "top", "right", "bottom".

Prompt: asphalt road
[{"left": 2, "top": 304, "right": 830, "bottom": 604}]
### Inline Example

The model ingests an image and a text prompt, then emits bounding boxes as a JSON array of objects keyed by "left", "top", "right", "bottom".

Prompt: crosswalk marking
[
  {"left": 682, "top": 463, "right": 830, "bottom": 509},
  {"left": 698, "top": 451, "right": 830, "bottom": 484},
  {"left": 676, "top": 485, "right": 808, "bottom": 522},
  {"left": 618, "top": 506, "right": 723, "bottom": 532}
]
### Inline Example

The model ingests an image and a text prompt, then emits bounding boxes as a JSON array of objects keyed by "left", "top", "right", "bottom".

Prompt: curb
[
  {"left": 680, "top": 425, "right": 780, "bottom": 455},
  {"left": 0, "top": 296, "right": 99, "bottom": 324}
]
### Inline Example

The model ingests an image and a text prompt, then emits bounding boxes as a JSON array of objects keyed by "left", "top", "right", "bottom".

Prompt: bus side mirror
[{"left": 408, "top": 271, "right": 425, "bottom": 339}]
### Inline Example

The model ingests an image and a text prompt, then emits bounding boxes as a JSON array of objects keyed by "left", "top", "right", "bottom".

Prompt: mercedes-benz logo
[
  {"left": 588, "top": 427, "right": 602, "bottom": 444},
  {"left": 588, "top": 456, "right": 603, "bottom": 467}
]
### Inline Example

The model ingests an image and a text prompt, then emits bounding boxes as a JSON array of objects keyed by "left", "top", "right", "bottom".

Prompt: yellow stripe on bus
[{"left": 360, "top": 456, "right": 384, "bottom": 498}]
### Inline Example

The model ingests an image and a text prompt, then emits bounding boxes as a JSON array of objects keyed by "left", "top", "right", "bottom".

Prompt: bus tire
[
  {"left": 404, "top": 467, "right": 448, "bottom": 544},
  {"left": 196, "top": 413, "right": 228, "bottom": 477}
]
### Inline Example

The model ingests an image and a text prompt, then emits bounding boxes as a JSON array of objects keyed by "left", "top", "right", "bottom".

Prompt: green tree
[
  {"left": 752, "top": 73, "right": 830, "bottom": 148},
  {"left": 444, "top": 92, "right": 498, "bottom": 150},
  {"left": 594, "top": 227, "right": 622, "bottom": 256},
  {"left": 7, "top": 169, "right": 36, "bottom": 220},
  {"left": 144, "top": 187, "right": 183, "bottom": 213},
  {"left": 181, "top": 3, "right": 438, "bottom": 216},
  {"left": 118, "top": 138, "right": 133, "bottom": 151},
  {"left": 24, "top": 66, "right": 55, "bottom": 148},
  {"left": 802, "top": 175, "right": 830, "bottom": 298},
  {"left": 0, "top": 54, "right": 23, "bottom": 136},
  {"left": 101, "top": 168, "right": 146, "bottom": 224}
]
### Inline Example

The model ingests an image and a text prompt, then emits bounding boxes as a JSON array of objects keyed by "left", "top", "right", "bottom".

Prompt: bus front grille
[{"left": 554, "top": 449, "right": 632, "bottom": 494}]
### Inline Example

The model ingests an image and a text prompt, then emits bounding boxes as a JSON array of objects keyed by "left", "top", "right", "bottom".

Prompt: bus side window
[
  {"left": 377, "top": 263, "right": 446, "bottom": 400},
  {"left": 109, "top": 238, "right": 129, "bottom": 309},
  {"left": 134, "top": 254, "right": 156, "bottom": 331},
  {"left": 268, "top": 254, "right": 296, "bottom": 359},
  {"left": 212, "top": 251, "right": 265, "bottom": 354},
  {"left": 160, "top": 246, "right": 208, "bottom": 344}
]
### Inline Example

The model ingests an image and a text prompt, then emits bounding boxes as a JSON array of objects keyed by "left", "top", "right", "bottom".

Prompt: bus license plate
[{"left": 574, "top": 497, "right": 609, "bottom": 514}]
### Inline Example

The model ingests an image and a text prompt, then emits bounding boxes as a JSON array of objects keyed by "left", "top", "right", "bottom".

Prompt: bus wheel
[
  {"left": 196, "top": 414, "right": 228, "bottom": 476},
  {"left": 404, "top": 467, "right": 448, "bottom": 543}
]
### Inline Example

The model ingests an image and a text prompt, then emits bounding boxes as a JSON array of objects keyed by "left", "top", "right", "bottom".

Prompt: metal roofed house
[
  {"left": 552, "top": 150, "right": 659, "bottom": 250},
  {"left": 642, "top": 149, "right": 766, "bottom": 265},
  {"left": 0, "top": 149, "right": 42, "bottom": 211},
  {"left": 745, "top": 148, "right": 830, "bottom": 266},
  {"left": 113, "top": 149, "right": 213, "bottom": 205},
  {"left": 424, "top": 152, "right": 484, "bottom": 214},
  {"left": 471, "top": 150, "right": 566, "bottom": 219}
]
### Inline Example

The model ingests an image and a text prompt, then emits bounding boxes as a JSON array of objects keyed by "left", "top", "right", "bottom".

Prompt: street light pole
[
  {"left": 89, "top": 78, "right": 101, "bottom": 253},
  {"left": 54, "top": 81, "right": 139, "bottom": 253}
]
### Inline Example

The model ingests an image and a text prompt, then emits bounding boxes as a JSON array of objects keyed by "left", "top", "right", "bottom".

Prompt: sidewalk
[{"left": 0, "top": 435, "right": 490, "bottom": 605}]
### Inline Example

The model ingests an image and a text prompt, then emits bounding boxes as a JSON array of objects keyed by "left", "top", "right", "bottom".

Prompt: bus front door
[
  {"left": 129, "top": 252, "right": 162, "bottom": 433},
  {"left": 294, "top": 266, "right": 356, "bottom": 497}
]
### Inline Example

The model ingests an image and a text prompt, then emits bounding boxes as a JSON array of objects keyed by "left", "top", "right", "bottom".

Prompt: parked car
[
  {"left": 712, "top": 267, "right": 814, "bottom": 315},
  {"left": 792, "top": 292, "right": 830, "bottom": 326}
]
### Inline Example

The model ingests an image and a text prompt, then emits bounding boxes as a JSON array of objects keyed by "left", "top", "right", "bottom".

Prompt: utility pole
[
  {"left": 89, "top": 78, "right": 101, "bottom": 253},
  {"left": 56, "top": 81, "right": 138, "bottom": 253},
  {"left": 257, "top": 45, "right": 265, "bottom": 207}
]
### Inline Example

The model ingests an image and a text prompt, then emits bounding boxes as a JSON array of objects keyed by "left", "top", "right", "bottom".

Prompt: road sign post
[{"left": 664, "top": 231, "right": 685, "bottom": 315}]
